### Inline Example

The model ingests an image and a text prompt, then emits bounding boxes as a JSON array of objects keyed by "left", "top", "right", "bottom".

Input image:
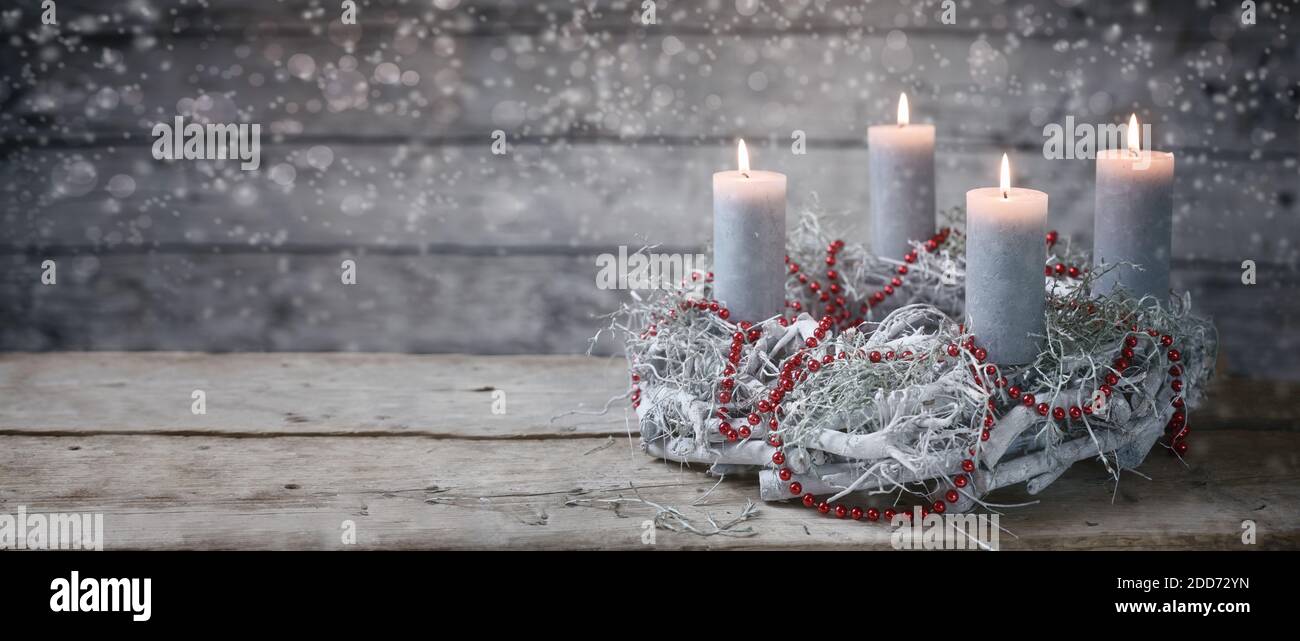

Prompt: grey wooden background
[{"left": 1, "top": 0, "right": 1297, "bottom": 378}]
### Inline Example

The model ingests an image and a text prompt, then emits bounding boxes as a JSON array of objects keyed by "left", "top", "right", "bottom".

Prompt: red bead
[
  {"left": 897, "top": 265, "right": 909, "bottom": 275},
  {"left": 757, "top": 399, "right": 772, "bottom": 413},
  {"left": 817, "top": 501, "right": 831, "bottom": 514},
  {"left": 826, "top": 269, "right": 838, "bottom": 280},
  {"left": 718, "top": 391, "right": 732, "bottom": 404},
  {"left": 945, "top": 489, "right": 959, "bottom": 503},
  {"left": 1022, "top": 393, "right": 1036, "bottom": 406},
  {"left": 1067, "top": 266, "right": 1080, "bottom": 278},
  {"left": 1160, "top": 335, "right": 1173, "bottom": 347},
  {"left": 805, "top": 337, "right": 819, "bottom": 348},
  {"left": 883, "top": 508, "right": 897, "bottom": 521},
  {"left": 771, "top": 451, "right": 785, "bottom": 465},
  {"left": 1174, "top": 441, "right": 1189, "bottom": 455},
  {"left": 1099, "top": 384, "right": 1112, "bottom": 396},
  {"left": 1052, "top": 406, "right": 1066, "bottom": 420},
  {"left": 925, "top": 239, "right": 938, "bottom": 251},
  {"left": 1069, "top": 406, "right": 1082, "bottom": 420},
  {"left": 1008, "top": 386, "right": 1021, "bottom": 399},
  {"left": 954, "top": 474, "right": 968, "bottom": 488},
  {"left": 932, "top": 500, "right": 946, "bottom": 514},
  {"left": 835, "top": 504, "right": 848, "bottom": 519},
  {"left": 867, "top": 507, "right": 881, "bottom": 521},
  {"left": 747, "top": 413, "right": 761, "bottom": 426},
  {"left": 1169, "top": 365, "right": 1182, "bottom": 377},
  {"left": 802, "top": 493, "right": 816, "bottom": 507},
  {"left": 962, "top": 459, "right": 975, "bottom": 473},
  {"left": 789, "top": 481, "right": 802, "bottom": 495},
  {"left": 807, "top": 359, "right": 821, "bottom": 372},
  {"left": 718, "top": 308, "right": 730, "bottom": 320},
  {"left": 1172, "top": 397, "right": 1184, "bottom": 408},
  {"left": 980, "top": 429, "right": 990, "bottom": 441},
  {"left": 974, "top": 347, "right": 987, "bottom": 362},
  {"left": 1036, "top": 403, "right": 1050, "bottom": 416},
  {"left": 869, "top": 351, "right": 882, "bottom": 363},
  {"left": 1167, "top": 349, "right": 1181, "bottom": 362},
  {"left": 778, "top": 468, "right": 792, "bottom": 481},
  {"left": 1054, "top": 263, "right": 1066, "bottom": 275},
  {"left": 947, "top": 344, "right": 960, "bottom": 357},
  {"left": 1105, "top": 373, "right": 1119, "bottom": 386},
  {"left": 725, "top": 430, "right": 738, "bottom": 442},
  {"left": 1171, "top": 379, "right": 1183, "bottom": 392},
  {"left": 851, "top": 507, "right": 863, "bottom": 521},
  {"left": 738, "top": 425, "right": 752, "bottom": 438},
  {"left": 825, "top": 256, "right": 836, "bottom": 266},
  {"left": 1045, "top": 230, "right": 1058, "bottom": 246}
]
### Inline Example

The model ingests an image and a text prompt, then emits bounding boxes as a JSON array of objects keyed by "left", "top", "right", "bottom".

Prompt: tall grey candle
[
  {"left": 1093, "top": 114, "right": 1175, "bottom": 302},
  {"left": 965, "top": 155, "right": 1048, "bottom": 364},
  {"left": 867, "top": 93, "right": 935, "bottom": 259},
  {"left": 713, "top": 140, "right": 787, "bottom": 323}
]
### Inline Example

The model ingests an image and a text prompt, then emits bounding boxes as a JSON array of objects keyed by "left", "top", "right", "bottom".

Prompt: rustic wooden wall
[{"left": 1, "top": 0, "right": 1297, "bottom": 378}]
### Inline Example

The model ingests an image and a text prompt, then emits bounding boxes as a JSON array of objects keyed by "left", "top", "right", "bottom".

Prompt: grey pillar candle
[
  {"left": 965, "top": 154, "right": 1048, "bottom": 364},
  {"left": 712, "top": 140, "right": 787, "bottom": 323},
  {"left": 867, "top": 93, "right": 936, "bottom": 259},
  {"left": 1093, "top": 114, "right": 1175, "bottom": 302}
]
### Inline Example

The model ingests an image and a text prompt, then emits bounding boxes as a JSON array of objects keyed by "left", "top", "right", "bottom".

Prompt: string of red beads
[{"left": 636, "top": 234, "right": 1191, "bottom": 524}]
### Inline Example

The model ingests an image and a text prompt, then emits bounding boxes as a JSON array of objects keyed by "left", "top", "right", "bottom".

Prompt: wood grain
[
  {"left": 0, "top": 352, "right": 631, "bottom": 437},
  {"left": 0, "top": 429, "right": 1294, "bottom": 550},
  {"left": 2, "top": 353, "right": 1297, "bottom": 438}
]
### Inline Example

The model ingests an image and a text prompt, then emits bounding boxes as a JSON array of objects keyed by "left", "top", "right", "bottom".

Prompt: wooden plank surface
[
  {"left": 0, "top": 352, "right": 1297, "bottom": 549},
  {"left": 3, "top": 352, "right": 1298, "bottom": 436},
  {"left": 0, "top": 429, "right": 1294, "bottom": 550},
  {"left": 0, "top": 352, "right": 631, "bottom": 437}
]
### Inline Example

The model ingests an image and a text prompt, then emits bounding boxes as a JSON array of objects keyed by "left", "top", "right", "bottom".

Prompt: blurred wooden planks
[
  {"left": 0, "top": 0, "right": 1297, "bottom": 377},
  {"left": 0, "top": 352, "right": 1296, "bottom": 550},
  {"left": 3, "top": 143, "right": 1295, "bottom": 260}
]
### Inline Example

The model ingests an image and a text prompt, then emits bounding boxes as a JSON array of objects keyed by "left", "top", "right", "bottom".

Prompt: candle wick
[
  {"left": 1001, "top": 190, "right": 1008, "bottom": 200},
  {"left": 741, "top": 171, "right": 749, "bottom": 179}
]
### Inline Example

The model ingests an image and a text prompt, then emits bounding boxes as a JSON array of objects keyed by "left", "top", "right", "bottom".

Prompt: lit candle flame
[
  {"left": 737, "top": 138, "right": 750, "bottom": 175},
  {"left": 897, "top": 93, "right": 909, "bottom": 127},
  {"left": 1000, "top": 153, "right": 1010, "bottom": 199},
  {"left": 1126, "top": 113, "right": 1140, "bottom": 156}
]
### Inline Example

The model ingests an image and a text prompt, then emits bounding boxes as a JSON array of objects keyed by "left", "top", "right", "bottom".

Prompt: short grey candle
[
  {"left": 867, "top": 93, "right": 935, "bottom": 259},
  {"left": 713, "top": 140, "right": 787, "bottom": 323},
  {"left": 965, "top": 155, "right": 1048, "bottom": 364},
  {"left": 1093, "top": 115, "right": 1175, "bottom": 302}
]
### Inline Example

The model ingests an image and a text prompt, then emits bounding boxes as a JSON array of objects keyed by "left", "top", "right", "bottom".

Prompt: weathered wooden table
[{"left": 1, "top": 353, "right": 1297, "bottom": 550}]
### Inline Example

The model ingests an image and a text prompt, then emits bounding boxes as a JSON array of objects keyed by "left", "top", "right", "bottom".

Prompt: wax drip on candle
[
  {"left": 1127, "top": 113, "right": 1140, "bottom": 158},
  {"left": 737, "top": 139, "right": 750, "bottom": 178},
  {"left": 1000, "top": 153, "right": 1010, "bottom": 200},
  {"left": 897, "top": 93, "right": 909, "bottom": 127}
]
